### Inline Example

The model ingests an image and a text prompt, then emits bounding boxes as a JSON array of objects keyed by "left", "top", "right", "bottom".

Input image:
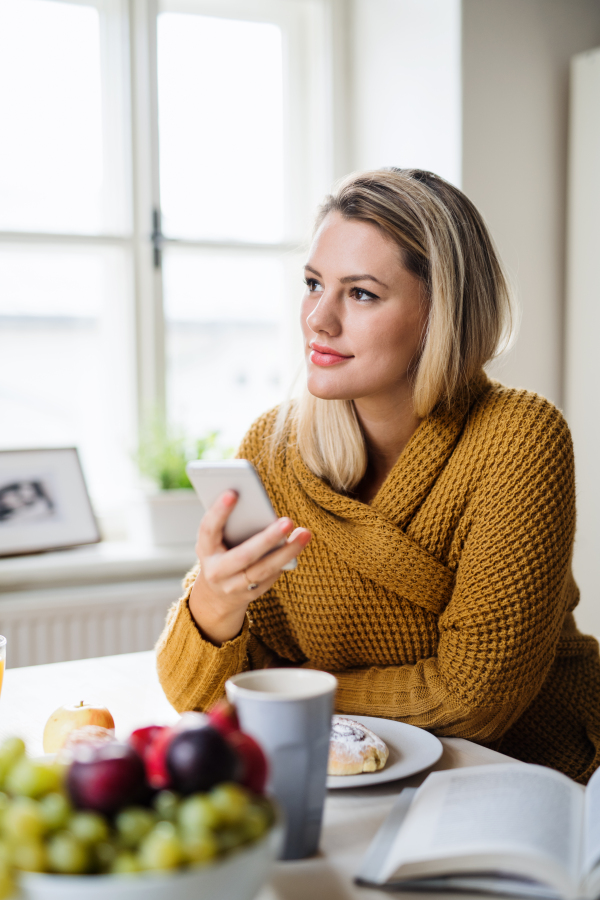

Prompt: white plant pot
[{"left": 131, "top": 490, "right": 204, "bottom": 547}]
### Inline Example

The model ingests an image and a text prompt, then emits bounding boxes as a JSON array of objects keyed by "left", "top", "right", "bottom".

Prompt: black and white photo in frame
[{"left": 0, "top": 448, "right": 99, "bottom": 556}]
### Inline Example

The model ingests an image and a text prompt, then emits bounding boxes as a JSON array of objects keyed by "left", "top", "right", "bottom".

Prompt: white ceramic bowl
[{"left": 19, "top": 821, "right": 284, "bottom": 900}]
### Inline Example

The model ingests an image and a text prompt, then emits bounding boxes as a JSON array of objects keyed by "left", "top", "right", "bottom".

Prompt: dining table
[{"left": 0, "top": 650, "right": 519, "bottom": 900}]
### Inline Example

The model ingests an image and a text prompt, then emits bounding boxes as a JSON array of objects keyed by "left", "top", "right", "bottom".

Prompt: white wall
[
  {"left": 462, "top": 0, "right": 600, "bottom": 407},
  {"left": 565, "top": 48, "right": 600, "bottom": 637},
  {"left": 461, "top": 0, "right": 600, "bottom": 635},
  {"left": 349, "top": 0, "right": 462, "bottom": 186}
]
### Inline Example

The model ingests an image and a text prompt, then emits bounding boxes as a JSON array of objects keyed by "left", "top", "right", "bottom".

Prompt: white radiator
[{"left": 0, "top": 579, "right": 181, "bottom": 668}]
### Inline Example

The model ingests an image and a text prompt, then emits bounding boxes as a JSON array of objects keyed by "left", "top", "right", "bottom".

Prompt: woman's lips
[{"left": 309, "top": 344, "right": 352, "bottom": 367}]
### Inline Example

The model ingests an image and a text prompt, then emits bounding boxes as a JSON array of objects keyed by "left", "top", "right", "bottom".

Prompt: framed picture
[{"left": 0, "top": 448, "right": 100, "bottom": 557}]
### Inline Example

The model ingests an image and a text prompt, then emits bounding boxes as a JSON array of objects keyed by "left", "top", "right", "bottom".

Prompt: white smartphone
[{"left": 186, "top": 459, "right": 297, "bottom": 570}]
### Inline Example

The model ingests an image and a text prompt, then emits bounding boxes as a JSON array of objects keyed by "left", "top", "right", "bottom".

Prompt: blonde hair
[{"left": 276, "top": 168, "right": 514, "bottom": 493}]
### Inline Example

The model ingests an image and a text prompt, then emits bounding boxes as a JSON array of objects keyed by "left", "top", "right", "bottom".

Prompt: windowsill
[{"left": 0, "top": 541, "right": 197, "bottom": 593}]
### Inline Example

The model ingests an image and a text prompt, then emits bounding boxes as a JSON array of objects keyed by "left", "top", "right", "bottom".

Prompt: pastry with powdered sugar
[{"left": 327, "top": 716, "right": 389, "bottom": 776}]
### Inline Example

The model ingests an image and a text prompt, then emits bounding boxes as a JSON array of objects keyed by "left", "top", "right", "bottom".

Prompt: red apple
[
  {"left": 208, "top": 698, "right": 239, "bottom": 736},
  {"left": 136, "top": 714, "right": 212, "bottom": 790},
  {"left": 129, "top": 725, "right": 166, "bottom": 761},
  {"left": 144, "top": 726, "right": 175, "bottom": 789},
  {"left": 227, "top": 731, "right": 268, "bottom": 794},
  {"left": 67, "top": 743, "right": 146, "bottom": 816},
  {"left": 43, "top": 702, "right": 115, "bottom": 754}
]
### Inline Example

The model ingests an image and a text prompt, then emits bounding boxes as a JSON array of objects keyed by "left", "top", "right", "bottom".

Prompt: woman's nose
[{"left": 305, "top": 291, "right": 341, "bottom": 336}]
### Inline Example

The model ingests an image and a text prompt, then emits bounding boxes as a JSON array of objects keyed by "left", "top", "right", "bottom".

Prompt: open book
[{"left": 356, "top": 762, "right": 600, "bottom": 900}]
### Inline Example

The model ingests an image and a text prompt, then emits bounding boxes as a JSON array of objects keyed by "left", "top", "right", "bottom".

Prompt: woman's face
[{"left": 301, "top": 211, "right": 428, "bottom": 406}]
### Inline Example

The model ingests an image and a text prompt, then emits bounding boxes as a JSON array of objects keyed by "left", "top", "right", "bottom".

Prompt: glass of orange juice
[{"left": 0, "top": 637, "right": 6, "bottom": 697}]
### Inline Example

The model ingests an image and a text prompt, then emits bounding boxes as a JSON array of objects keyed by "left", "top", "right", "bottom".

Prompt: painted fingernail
[
  {"left": 223, "top": 490, "right": 238, "bottom": 505},
  {"left": 279, "top": 518, "right": 293, "bottom": 533}
]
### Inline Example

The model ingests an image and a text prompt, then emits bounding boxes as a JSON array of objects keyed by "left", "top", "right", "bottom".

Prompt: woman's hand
[{"left": 188, "top": 490, "right": 312, "bottom": 646}]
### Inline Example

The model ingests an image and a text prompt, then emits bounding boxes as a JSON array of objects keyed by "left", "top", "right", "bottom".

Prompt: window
[
  {"left": 0, "top": 0, "right": 134, "bottom": 516},
  {"left": 0, "top": 0, "right": 334, "bottom": 532}
]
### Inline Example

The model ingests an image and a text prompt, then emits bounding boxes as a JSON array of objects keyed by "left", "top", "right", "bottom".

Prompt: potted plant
[{"left": 132, "top": 420, "right": 229, "bottom": 546}]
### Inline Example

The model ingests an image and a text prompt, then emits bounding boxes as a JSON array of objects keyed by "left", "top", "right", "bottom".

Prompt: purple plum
[
  {"left": 166, "top": 724, "right": 240, "bottom": 794},
  {"left": 67, "top": 743, "right": 147, "bottom": 816}
]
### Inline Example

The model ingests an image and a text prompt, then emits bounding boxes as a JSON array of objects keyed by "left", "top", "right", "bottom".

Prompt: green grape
[
  {"left": 0, "top": 738, "right": 26, "bottom": 788},
  {"left": 258, "top": 796, "right": 275, "bottom": 828},
  {"left": 0, "top": 796, "right": 8, "bottom": 832},
  {"left": 138, "top": 821, "right": 183, "bottom": 871},
  {"left": 216, "top": 825, "right": 248, "bottom": 853},
  {"left": 0, "top": 841, "right": 10, "bottom": 869},
  {"left": 3, "top": 796, "right": 45, "bottom": 840},
  {"left": 0, "top": 867, "right": 14, "bottom": 900},
  {"left": 39, "top": 792, "right": 71, "bottom": 830},
  {"left": 47, "top": 830, "right": 89, "bottom": 875},
  {"left": 68, "top": 811, "right": 109, "bottom": 845},
  {"left": 153, "top": 790, "right": 180, "bottom": 822},
  {"left": 5, "top": 760, "right": 37, "bottom": 797},
  {"left": 0, "top": 739, "right": 25, "bottom": 769},
  {"left": 12, "top": 839, "right": 48, "bottom": 872},
  {"left": 241, "top": 803, "right": 270, "bottom": 841},
  {"left": 111, "top": 851, "right": 141, "bottom": 874},
  {"left": 178, "top": 794, "right": 220, "bottom": 837},
  {"left": 115, "top": 807, "right": 155, "bottom": 848},
  {"left": 5, "top": 758, "right": 61, "bottom": 798},
  {"left": 36, "top": 762, "right": 62, "bottom": 796},
  {"left": 182, "top": 832, "right": 218, "bottom": 866},
  {"left": 210, "top": 783, "right": 251, "bottom": 826},
  {"left": 92, "top": 841, "right": 117, "bottom": 873}
]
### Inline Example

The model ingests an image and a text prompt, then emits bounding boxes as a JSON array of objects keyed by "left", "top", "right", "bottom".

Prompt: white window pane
[
  {"left": 0, "top": 0, "right": 130, "bottom": 235},
  {"left": 0, "top": 245, "right": 136, "bottom": 514},
  {"left": 163, "top": 247, "right": 288, "bottom": 447},
  {"left": 157, "top": 13, "right": 284, "bottom": 243}
]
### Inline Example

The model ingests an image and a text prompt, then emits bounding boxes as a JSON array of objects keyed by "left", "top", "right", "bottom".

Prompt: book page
[
  {"left": 583, "top": 763, "right": 600, "bottom": 877},
  {"left": 382, "top": 763, "right": 583, "bottom": 892}
]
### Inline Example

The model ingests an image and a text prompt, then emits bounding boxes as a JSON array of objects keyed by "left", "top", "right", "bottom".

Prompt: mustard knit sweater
[{"left": 156, "top": 374, "right": 600, "bottom": 784}]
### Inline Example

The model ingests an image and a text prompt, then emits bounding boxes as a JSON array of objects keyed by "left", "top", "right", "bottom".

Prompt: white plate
[{"left": 326, "top": 715, "right": 443, "bottom": 789}]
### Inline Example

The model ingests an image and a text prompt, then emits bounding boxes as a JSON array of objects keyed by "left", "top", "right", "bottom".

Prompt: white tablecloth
[{"left": 0, "top": 651, "right": 518, "bottom": 899}]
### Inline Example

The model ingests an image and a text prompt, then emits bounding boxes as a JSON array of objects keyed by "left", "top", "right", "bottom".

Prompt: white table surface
[{"left": 0, "top": 651, "right": 518, "bottom": 900}]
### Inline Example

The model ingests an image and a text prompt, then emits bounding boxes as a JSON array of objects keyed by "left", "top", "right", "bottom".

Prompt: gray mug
[{"left": 226, "top": 668, "right": 337, "bottom": 860}]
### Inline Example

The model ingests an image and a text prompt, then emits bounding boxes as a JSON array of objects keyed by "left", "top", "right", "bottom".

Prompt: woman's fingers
[
  {"left": 190, "top": 520, "right": 312, "bottom": 645},
  {"left": 241, "top": 528, "right": 312, "bottom": 587},
  {"left": 196, "top": 489, "right": 312, "bottom": 599},
  {"left": 195, "top": 490, "right": 238, "bottom": 557},
  {"left": 215, "top": 515, "right": 295, "bottom": 579}
]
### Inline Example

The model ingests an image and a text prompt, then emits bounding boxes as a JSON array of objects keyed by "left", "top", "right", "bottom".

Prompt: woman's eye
[
  {"left": 351, "top": 287, "right": 377, "bottom": 302},
  {"left": 304, "top": 278, "right": 323, "bottom": 292}
]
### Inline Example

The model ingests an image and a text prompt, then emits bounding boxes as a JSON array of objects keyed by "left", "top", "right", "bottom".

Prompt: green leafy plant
[{"left": 135, "top": 418, "right": 229, "bottom": 491}]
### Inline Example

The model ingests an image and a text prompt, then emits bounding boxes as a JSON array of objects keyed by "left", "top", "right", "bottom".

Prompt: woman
[{"left": 157, "top": 168, "right": 600, "bottom": 784}]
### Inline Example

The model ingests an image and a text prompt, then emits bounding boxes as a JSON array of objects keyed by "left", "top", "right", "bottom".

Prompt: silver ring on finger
[{"left": 244, "top": 569, "right": 260, "bottom": 591}]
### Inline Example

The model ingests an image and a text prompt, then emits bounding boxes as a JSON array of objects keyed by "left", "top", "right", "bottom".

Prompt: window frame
[
  {"left": 0, "top": 0, "right": 349, "bottom": 529},
  {"left": 131, "top": 0, "right": 341, "bottom": 428}
]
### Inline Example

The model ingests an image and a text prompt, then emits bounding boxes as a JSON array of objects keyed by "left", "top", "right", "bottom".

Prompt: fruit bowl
[
  {"left": 19, "top": 815, "right": 284, "bottom": 900},
  {"left": 0, "top": 703, "right": 278, "bottom": 898}
]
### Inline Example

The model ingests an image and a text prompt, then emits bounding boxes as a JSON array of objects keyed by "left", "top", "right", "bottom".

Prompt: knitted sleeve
[
  {"left": 325, "top": 399, "right": 577, "bottom": 743},
  {"left": 155, "top": 413, "right": 280, "bottom": 712}
]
